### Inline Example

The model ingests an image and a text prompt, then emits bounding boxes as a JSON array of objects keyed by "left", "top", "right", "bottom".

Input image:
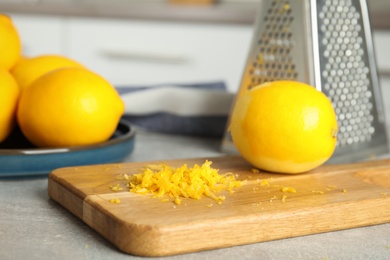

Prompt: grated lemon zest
[
  {"left": 327, "top": 185, "right": 337, "bottom": 189},
  {"left": 269, "top": 196, "right": 278, "bottom": 203},
  {"left": 125, "top": 160, "right": 242, "bottom": 204},
  {"left": 115, "top": 173, "right": 126, "bottom": 180},
  {"left": 259, "top": 178, "right": 272, "bottom": 187},
  {"left": 109, "top": 184, "right": 123, "bottom": 192},
  {"left": 281, "top": 186, "right": 296, "bottom": 193},
  {"left": 109, "top": 198, "right": 120, "bottom": 204}
]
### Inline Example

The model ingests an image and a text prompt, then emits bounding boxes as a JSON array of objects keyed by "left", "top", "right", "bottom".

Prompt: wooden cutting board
[{"left": 48, "top": 156, "right": 390, "bottom": 257}]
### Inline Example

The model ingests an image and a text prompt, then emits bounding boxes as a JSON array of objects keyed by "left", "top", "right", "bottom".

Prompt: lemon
[
  {"left": 0, "top": 14, "right": 22, "bottom": 70},
  {"left": 17, "top": 67, "right": 125, "bottom": 148},
  {"left": 11, "top": 54, "right": 85, "bottom": 91},
  {"left": 0, "top": 68, "right": 20, "bottom": 142},
  {"left": 230, "top": 80, "right": 338, "bottom": 174}
]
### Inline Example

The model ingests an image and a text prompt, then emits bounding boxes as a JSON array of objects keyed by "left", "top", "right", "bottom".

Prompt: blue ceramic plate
[{"left": 0, "top": 120, "right": 135, "bottom": 178}]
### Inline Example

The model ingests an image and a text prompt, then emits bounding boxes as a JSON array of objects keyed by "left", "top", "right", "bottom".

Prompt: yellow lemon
[
  {"left": 230, "top": 80, "right": 338, "bottom": 174},
  {"left": 11, "top": 54, "right": 84, "bottom": 91},
  {"left": 13, "top": 55, "right": 30, "bottom": 68},
  {"left": 0, "top": 14, "right": 22, "bottom": 70},
  {"left": 0, "top": 68, "right": 20, "bottom": 142},
  {"left": 17, "top": 67, "right": 125, "bottom": 148}
]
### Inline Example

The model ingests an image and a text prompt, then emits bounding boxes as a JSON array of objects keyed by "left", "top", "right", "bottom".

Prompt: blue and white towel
[{"left": 116, "top": 82, "right": 234, "bottom": 137}]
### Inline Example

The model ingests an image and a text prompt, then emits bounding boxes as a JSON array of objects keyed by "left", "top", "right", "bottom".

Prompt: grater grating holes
[
  {"left": 319, "top": 0, "right": 375, "bottom": 147},
  {"left": 248, "top": 0, "right": 297, "bottom": 89}
]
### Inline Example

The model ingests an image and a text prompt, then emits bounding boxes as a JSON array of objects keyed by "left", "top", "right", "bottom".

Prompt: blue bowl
[{"left": 0, "top": 119, "right": 135, "bottom": 178}]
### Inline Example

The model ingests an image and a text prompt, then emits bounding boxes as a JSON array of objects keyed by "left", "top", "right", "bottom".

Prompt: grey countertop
[
  {"left": 0, "top": 0, "right": 390, "bottom": 29},
  {"left": 1, "top": 128, "right": 390, "bottom": 260}
]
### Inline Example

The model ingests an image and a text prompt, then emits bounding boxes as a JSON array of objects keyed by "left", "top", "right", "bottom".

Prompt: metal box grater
[{"left": 222, "top": 0, "right": 388, "bottom": 163}]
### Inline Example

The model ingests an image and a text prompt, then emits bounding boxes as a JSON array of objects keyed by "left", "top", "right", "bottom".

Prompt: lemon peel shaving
[
  {"left": 109, "top": 184, "right": 123, "bottom": 192},
  {"left": 281, "top": 186, "right": 296, "bottom": 193},
  {"left": 259, "top": 178, "right": 272, "bottom": 187},
  {"left": 109, "top": 198, "right": 120, "bottom": 204}
]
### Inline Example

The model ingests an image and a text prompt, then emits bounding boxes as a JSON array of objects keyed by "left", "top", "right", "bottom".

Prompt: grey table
[{"left": 1, "top": 129, "right": 390, "bottom": 260}]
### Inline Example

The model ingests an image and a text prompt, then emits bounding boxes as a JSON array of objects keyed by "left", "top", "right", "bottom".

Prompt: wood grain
[{"left": 48, "top": 156, "right": 390, "bottom": 256}]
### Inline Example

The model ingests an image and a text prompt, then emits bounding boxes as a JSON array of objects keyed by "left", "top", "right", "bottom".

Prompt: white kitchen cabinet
[
  {"left": 9, "top": 13, "right": 253, "bottom": 92},
  {"left": 67, "top": 17, "right": 253, "bottom": 92},
  {"left": 373, "top": 31, "right": 390, "bottom": 97},
  {"left": 10, "top": 13, "right": 67, "bottom": 57},
  {"left": 8, "top": 12, "right": 390, "bottom": 95},
  {"left": 67, "top": 18, "right": 390, "bottom": 94},
  {"left": 373, "top": 31, "right": 390, "bottom": 71}
]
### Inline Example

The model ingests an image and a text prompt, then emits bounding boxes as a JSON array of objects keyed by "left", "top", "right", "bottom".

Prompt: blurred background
[{"left": 0, "top": 0, "right": 389, "bottom": 94}]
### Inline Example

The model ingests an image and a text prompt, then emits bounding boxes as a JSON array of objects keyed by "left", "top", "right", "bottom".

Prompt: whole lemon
[
  {"left": 230, "top": 80, "right": 338, "bottom": 174},
  {"left": 0, "top": 14, "right": 22, "bottom": 70},
  {"left": 0, "top": 68, "right": 20, "bottom": 142},
  {"left": 11, "top": 54, "right": 84, "bottom": 91},
  {"left": 17, "top": 67, "right": 125, "bottom": 148}
]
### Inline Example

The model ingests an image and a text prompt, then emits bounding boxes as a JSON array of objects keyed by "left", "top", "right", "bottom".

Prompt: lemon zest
[
  {"left": 109, "top": 198, "right": 120, "bottom": 204},
  {"left": 259, "top": 179, "right": 272, "bottom": 187},
  {"left": 109, "top": 184, "right": 123, "bottom": 192},
  {"left": 281, "top": 186, "right": 296, "bottom": 193},
  {"left": 125, "top": 160, "right": 242, "bottom": 204}
]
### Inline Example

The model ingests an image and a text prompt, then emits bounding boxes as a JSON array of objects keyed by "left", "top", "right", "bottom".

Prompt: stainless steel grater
[{"left": 222, "top": 0, "right": 388, "bottom": 163}]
